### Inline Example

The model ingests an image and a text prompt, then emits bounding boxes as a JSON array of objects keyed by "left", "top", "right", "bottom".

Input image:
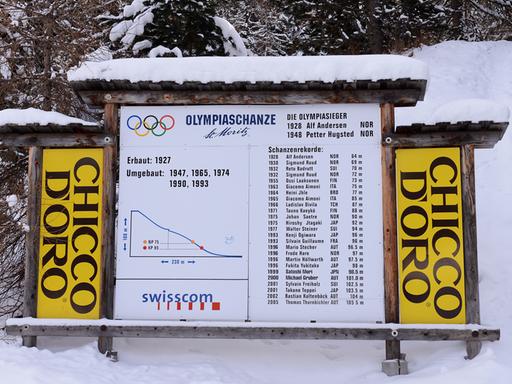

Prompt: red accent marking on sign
[
  {"left": 167, "top": 302, "right": 170, "bottom": 310},
  {"left": 177, "top": 302, "right": 181, "bottom": 310},
  {"left": 200, "top": 245, "right": 204, "bottom": 250},
  {"left": 157, "top": 302, "right": 161, "bottom": 311},
  {"left": 200, "top": 302, "right": 205, "bottom": 310},
  {"left": 212, "top": 302, "right": 221, "bottom": 311},
  {"left": 143, "top": 246, "right": 147, "bottom": 250},
  {"left": 188, "top": 302, "right": 193, "bottom": 310}
]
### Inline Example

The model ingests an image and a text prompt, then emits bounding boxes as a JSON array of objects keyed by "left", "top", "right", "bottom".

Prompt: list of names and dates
[{"left": 248, "top": 108, "right": 384, "bottom": 322}]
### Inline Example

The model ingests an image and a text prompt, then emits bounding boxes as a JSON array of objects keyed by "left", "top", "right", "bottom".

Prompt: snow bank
[
  {"left": 400, "top": 98, "right": 511, "bottom": 125},
  {"left": 67, "top": 55, "right": 428, "bottom": 84},
  {"left": 396, "top": 41, "right": 512, "bottom": 126},
  {"left": 0, "top": 108, "right": 96, "bottom": 126},
  {"left": 427, "top": 99, "right": 510, "bottom": 124}
]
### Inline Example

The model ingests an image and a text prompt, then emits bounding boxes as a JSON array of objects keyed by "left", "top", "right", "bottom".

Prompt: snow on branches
[{"left": 109, "top": 0, "right": 246, "bottom": 58}]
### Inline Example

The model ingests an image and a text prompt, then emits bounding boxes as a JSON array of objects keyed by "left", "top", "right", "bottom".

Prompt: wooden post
[
  {"left": 22, "top": 147, "right": 43, "bottom": 347},
  {"left": 381, "top": 103, "right": 401, "bottom": 361},
  {"left": 461, "top": 145, "right": 482, "bottom": 359},
  {"left": 98, "top": 104, "right": 119, "bottom": 354}
]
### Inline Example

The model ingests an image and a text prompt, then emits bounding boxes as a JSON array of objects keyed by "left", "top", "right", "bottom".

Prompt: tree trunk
[
  {"left": 451, "top": 0, "right": 464, "bottom": 39},
  {"left": 365, "top": 0, "right": 383, "bottom": 53}
]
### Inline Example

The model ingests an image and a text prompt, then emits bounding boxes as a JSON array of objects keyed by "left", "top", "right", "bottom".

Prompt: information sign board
[
  {"left": 38, "top": 148, "right": 104, "bottom": 318},
  {"left": 115, "top": 104, "right": 384, "bottom": 322},
  {"left": 396, "top": 147, "right": 466, "bottom": 324}
]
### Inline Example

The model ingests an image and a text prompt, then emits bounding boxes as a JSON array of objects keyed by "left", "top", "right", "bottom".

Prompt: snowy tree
[
  {"left": 281, "top": 0, "right": 407, "bottom": 55},
  {"left": 108, "top": 0, "right": 511, "bottom": 58},
  {"left": 0, "top": 0, "right": 115, "bottom": 318},
  {"left": 383, "top": 1, "right": 512, "bottom": 46},
  {"left": 218, "top": 0, "right": 300, "bottom": 56},
  {"left": 364, "top": 0, "right": 384, "bottom": 53},
  {"left": 382, "top": 1, "right": 451, "bottom": 51},
  {"left": 449, "top": 0, "right": 512, "bottom": 40},
  {"left": 109, "top": 0, "right": 246, "bottom": 57},
  {"left": 0, "top": 0, "right": 116, "bottom": 115},
  {"left": 0, "top": 7, "right": 25, "bottom": 312},
  {"left": 0, "top": 7, "right": 16, "bottom": 110},
  {"left": 0, "top": 150, "right": 27, "bottom": 318},
  {"left": 281, "top": 0, "right": 369, "bottom": 55}
]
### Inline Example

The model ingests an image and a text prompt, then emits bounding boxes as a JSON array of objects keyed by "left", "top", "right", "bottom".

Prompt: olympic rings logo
[{"left": 126, "top": 114, "right": 175, "bottom": 137}]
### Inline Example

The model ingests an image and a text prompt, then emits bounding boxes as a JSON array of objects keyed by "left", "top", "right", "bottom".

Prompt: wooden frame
[
  {"left": 76, "top": 89, "right": 425, "bottom": 107},
  {"left": 380, "top": 103, "right": 401, "bottom": 361},
  {"left": 70, "top": 78, "right": 427, "bottom": 108},
  {"left": 0, "top": 133, "right": 115, "bottom": 148},
  {"left": 6, "top": 319, "right": 499, "bottom": 342},
  {"left": 1, "top": 123, "right": 115, "bottom": 349},
  {"left": 98, "top": 104, "right": 119, "bottom": 354},
  {"left": 461, "top": 145, "right": 482, "bottom": 359},
  {"left": 386, "top": 125, "right": 507, "bottom": 360},
  {"left": 388, "top": 121, "right": 507, "bottom": 149},
  {"left": 21, "top": 147, "right": 43, "bottom": 348}
]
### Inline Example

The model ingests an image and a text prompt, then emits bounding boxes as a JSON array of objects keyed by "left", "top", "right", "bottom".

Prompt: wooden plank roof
[
  {"left": 390, "top": 121, "right": 508, "bottom": 149},
  {"left": 70, "top": 78, "right": 427, "bottom": 107}
]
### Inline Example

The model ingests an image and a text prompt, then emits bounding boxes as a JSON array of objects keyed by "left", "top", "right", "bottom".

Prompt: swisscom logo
[
  {"left": 127, "top": 114, "right": 175, "bottom": 137},
  {"left": 141, "top": 291, "right": 221, "bottom": 312}
]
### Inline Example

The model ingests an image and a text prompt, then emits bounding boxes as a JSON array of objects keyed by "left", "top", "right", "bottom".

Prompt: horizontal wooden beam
[
  {"left": 382, "top": 131, "right": 503, "bottom": 149},
  {"left": 0, "top": 133, "right": 115, "bottom": 148},
  {"left": 77, "top": 89, "right": 424, "bottom": 107},
  {"left": 6, "top": 321, "right": 500, "bottom": 342}
]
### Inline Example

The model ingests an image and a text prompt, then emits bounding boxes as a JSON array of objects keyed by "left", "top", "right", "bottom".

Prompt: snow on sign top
[
  {"left": 397, "top": 98, "right": 511, "bottom": 126},
  {"left": 67, "top": 55, "right": 429, "bottom": 84},
  {"left": 430, "top": 99, "right": 510, "bottom": 124},
  {"left": 0, "top": 108, "right": 96, "bottom": 127}
]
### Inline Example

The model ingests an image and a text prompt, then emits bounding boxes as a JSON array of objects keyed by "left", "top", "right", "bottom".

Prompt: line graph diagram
[{"left": 129, "top": 210, "right": 243, "bottom": 258}]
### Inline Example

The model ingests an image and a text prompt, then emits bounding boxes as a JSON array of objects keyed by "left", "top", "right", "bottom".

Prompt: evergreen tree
[
  {"left": 376, "top": 1, "right": 455, "bottom": 52},
  {"left": 452, "top": 0, "right": 512, "bottom": 40},
  {"left": 218, "top": 0, "right": 299, "bottom": 56},
  {"left": 364, "top": 0, "right": 384, "bottom": 53},
  {"left": 397, "top": 0, "right": 451, "bottom": 46},
  {"left": 109, "top": 0, "right": 246, "bottom": 57},
  {"left": 283, "top": 0, "right": 368, "bottom": 55}
]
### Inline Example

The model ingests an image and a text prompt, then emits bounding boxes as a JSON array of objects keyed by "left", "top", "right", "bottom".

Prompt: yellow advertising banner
[
  {"left": 37, "top": 148, "right": 103, "bottom": 318},
  {"left": 396, "top": 148, "right": 465, "bottom": 324}
]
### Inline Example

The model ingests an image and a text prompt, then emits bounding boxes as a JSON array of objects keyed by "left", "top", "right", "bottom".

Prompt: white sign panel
[{"left": 115, "top": 104, "right": 384, "bottom": 322}]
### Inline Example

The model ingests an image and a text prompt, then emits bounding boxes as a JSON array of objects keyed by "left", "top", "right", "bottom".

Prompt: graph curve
[{"left": 131, "top": 210, "right": 243, "bottom": 258}]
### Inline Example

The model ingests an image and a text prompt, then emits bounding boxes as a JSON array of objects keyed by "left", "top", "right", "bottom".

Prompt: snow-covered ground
[{"left": 1, "top": 41, "right": 511, "bottom": 383}]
